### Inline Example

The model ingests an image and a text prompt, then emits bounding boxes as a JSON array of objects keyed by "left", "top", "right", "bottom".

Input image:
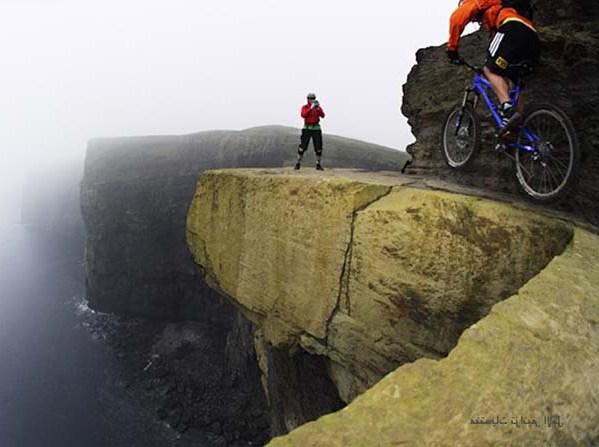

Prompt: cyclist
[{"left": 446, "top": 0, "right": 540, "bottom": 134}]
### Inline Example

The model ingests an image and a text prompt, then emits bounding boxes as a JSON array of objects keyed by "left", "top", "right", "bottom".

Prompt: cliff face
[
  {"left": 80, "top": 126, "right": 406, "bottom": 440},
  {"left": 269, "top": 227, "right": 599, "bottom": 446},
  {"left": 81, "top": 125, "right": 407, "bottom": 320},
  {"left": 186, "top": 169, "right": 576, "bottom": 402},
  {"left": 186, "top": 169, "right": 599, "bottom": 445},
  {"left": 402, "top": 0, "right": 599, "bottom": 225}
]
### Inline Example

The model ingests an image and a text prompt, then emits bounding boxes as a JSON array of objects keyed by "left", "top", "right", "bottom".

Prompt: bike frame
[{"left": 465, "top": 72, "right": 539, "bottom": 153}]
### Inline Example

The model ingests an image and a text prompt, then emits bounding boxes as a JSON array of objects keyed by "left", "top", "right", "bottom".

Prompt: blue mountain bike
[{"left": 441, "top": 61, "right": 580, "bottom": 203}]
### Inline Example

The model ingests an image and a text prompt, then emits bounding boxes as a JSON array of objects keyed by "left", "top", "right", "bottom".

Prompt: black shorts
[
  {"left": 485, "top": 21, "right": 541, "bottom": 83},
  {"left": 299, "top": 128, "right": 323, "bottom": 154}
]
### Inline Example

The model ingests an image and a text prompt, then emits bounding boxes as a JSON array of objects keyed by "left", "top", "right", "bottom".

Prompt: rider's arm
[
  {"left": 448, "top": 0, "right": 480, "bottom": 51},
  {"left": 300, "top": 105, "right": 310, "bottom": 118},
  {"left": 317, "top": 107, "right": 325, "bottom": 118}
]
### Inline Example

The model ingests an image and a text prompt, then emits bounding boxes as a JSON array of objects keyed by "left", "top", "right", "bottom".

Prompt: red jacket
[
  {"left": 301, "top": 104, "right": 325, "bottom": 126},
  {"left": 448, "top": 0, "right": 535, "bottom": 51}
]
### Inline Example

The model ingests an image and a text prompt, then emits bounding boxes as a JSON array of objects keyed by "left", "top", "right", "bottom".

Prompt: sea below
[{"left": 0, "top": 221, "right": 183, "bottom": 446}]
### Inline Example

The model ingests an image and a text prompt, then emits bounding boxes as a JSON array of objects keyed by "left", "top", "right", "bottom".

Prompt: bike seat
[{"left": 509, "top": 61, "right": 535, "bottom": 84}]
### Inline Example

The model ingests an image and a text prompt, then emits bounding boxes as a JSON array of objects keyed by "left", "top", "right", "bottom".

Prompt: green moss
[{"left": 269, "top": 229, "right": 599, "bottom": 446}]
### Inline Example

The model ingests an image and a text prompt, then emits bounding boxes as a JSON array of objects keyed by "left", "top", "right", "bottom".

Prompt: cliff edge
[
  {"left": 186, "top": 169, "right": 599, "bottom": 444},
  {"left": 81, "top": 126, "right": 407, "bottom": 320},
  {"left": 80, "top": 127, "right": 407, "bottom": 439}
]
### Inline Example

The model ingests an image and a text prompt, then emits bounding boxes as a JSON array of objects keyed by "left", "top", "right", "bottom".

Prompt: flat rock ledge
[{"left": 186, "top": 169, "right": 599, "bottom": 445}]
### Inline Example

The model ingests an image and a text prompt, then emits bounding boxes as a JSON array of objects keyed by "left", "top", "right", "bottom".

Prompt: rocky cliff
[
  {"left": 402, "top": 0, "right": 599, "bottom": 225},
  {"left": 186, "top": 169, "right": 599, "bottom": 444},
  {"left": 81, "top": 125, "right": 406, "bottom": 320},
  {"left": 268, "top": 226, "right": 599, "bottom": 446},
  {"left": 80, "top": 126, "right": 406, "bottom": 441}
]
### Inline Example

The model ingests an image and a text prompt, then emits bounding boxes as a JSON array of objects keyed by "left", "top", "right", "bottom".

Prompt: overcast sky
[{"left": 1, "top": 0, "right": 468, "bottom": 208}]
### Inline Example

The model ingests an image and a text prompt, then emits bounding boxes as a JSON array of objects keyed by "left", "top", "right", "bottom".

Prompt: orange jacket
[{"left": 448, "top": 0, "right": 536, "bottom": 51}]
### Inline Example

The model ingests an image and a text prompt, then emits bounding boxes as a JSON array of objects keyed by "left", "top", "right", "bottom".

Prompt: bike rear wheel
[
  {"left": 441, "top": 104, "right": 481, "bottom": 169},
  {"left": 515, "top": 103, "right": 580, "bottom": 203}
]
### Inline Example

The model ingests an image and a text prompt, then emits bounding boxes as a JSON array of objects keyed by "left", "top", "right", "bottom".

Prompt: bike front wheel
[
  {"left": 515, "top": 103, "right": 580, "bottom": 203},
  {"left": 441, "top": 104, "right": 481, "bottom": 169}
]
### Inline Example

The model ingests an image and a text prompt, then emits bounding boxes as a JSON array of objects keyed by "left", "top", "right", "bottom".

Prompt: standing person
[
  {"left": 295, "top": 93, "right": 325, "bottom": 170},
  {"left": 446, "top": 0, "right": 540, "bottom": 134}
]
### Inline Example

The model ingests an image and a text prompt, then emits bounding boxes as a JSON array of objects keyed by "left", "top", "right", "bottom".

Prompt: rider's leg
[
  {"left": 485, "top": 22, "right": 540, "bottom": 135},
  {"left": 485, "top": 65, "right": 521, "bottom": 138},
  {"left": 483, "top": 66, "right": 510, "bottom": 104},
  {"left": 485, "top": 67, "right": 519, "bottom": 134}
]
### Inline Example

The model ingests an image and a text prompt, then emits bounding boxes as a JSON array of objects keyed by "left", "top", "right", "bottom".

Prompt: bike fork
[
  {"left": 454, "top": 89, "right": 477, "bottom": 136},
  {"left": 463, "top": 88, "right": 479, "bottom": 110}
]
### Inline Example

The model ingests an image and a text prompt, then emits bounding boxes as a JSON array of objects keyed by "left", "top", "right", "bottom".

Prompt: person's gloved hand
[
  {"left": 447, "top": 49, "right": 462, "bottom": 65},
  {"left": 313, "top": 100, "right": 320, "bottom": 108}
]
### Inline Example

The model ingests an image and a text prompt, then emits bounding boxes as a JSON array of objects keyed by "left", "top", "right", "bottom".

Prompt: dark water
[{"left": 0, "top": 223, "right": 175, "bottom": 447}]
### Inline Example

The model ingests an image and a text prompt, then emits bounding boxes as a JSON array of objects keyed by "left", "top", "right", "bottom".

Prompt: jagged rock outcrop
[
  {"left": 402, "top": 0, "right": 599, "bottom": 225},
  {"left": 269, "top": 227, "right": 599, "bottom": 446},
  {"left": 186, "top": 169, "right": 574, "bottom": 405},
  {"left": 81, "top": 125, "right": 406, "bottom": 320}
]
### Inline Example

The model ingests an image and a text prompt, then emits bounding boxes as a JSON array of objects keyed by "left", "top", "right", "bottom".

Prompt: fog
[
  {"left": 2, "top": 3, "right": 477, "bottom": 443},
  {"left": 1, "top": 0, "right": 467, "bottom": 214}
]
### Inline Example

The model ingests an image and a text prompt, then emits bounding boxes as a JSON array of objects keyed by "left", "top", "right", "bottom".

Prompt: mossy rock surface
[
  {"left": 187, "top": 169, "right": 580, "bottom": 411},
  {"left": 268, "top": 227, "right": 599, "bottom": 446}
]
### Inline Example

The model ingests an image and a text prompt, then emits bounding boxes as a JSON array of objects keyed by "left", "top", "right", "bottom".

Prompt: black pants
[{"left": 298, "top": 129, "right": 323, "bottom": 155}]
